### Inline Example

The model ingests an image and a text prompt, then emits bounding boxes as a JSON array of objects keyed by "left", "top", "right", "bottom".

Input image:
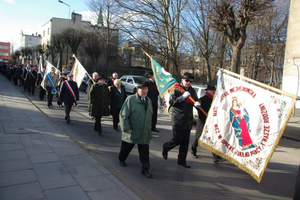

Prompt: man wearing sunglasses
[{"left": 162, "top": 72, "right": 200, "bottom": 168}]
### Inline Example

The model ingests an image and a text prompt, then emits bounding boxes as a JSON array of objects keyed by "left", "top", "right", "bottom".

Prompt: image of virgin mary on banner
[{"left": 199, "top": 69, "right": 296, "bottom": 183}]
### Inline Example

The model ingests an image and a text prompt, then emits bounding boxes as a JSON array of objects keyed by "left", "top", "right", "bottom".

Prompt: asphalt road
[{"left": 25, "top": 89, "right": 300, "bottom": 200}]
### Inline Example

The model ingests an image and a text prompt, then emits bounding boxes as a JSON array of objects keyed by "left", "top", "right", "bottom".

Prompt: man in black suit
[
  {"left": 59, "top": 73, "right": 79, "bottom": 124},
  {"left": 147, "top": 72, "right": 160, "bottom": 132},
  {"left": 27, "top": 65, "right": 38, "bottom": 95}
]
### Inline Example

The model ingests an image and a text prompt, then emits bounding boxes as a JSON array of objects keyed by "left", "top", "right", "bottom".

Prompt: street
[{"left": 23, "top": 88, "right": 299, "bottom": 200}]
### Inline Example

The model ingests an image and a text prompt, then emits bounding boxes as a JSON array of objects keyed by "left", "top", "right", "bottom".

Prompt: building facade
[
  {"left": 282, "top": 0, "right": 300, "bottom": 111},
  {"left": 0, "top": 42, "right": 10, "bottom": 62}
]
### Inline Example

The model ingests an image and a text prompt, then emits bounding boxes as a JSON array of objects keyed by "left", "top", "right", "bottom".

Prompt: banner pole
[{"left": 222, "top": 69, "right": 298, "bottom": 100}]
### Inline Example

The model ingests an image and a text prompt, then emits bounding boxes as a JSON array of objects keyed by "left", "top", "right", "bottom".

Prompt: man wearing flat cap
[
  {"left": 89, "top": 74, "right": 110, "bottom": 135},
  {"left": 118, "top": 80, "right": 153, "bottom": 178},
  {"left": 59, "top": 73, "right": 79, "bottom": 124},
  {"left": 162, "top": 72, "right": 200, "bottom": 168}
]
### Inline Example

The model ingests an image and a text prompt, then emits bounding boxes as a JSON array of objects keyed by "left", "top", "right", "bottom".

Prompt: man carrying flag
[
  {"left": 44, "top": 66, "right": 59, "bottom": 108},
  {"left": 59, "top": 73, "right": 79, "bottom": 124},
  {"left": 162, "top": 72, "right": 200, "bottom": 168}
]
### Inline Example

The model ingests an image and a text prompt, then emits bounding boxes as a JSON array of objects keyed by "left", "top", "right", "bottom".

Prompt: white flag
[
  {"left": 199, "top": 69, "right": 295, "bottom": 183},
  {"left": 41, "top": 61, "right": 60, "bottom": 89},
  {"left": 71, "top": 57, "right": 87, "bottom": 88}
]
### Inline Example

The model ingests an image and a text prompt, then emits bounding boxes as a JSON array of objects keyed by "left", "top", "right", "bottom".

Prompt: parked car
[
  {"left": 120, "top": 75, "right": 146, "bottom": 93},
  {"left": 192, "top": 84, "right": 207, "bottom": 121}
]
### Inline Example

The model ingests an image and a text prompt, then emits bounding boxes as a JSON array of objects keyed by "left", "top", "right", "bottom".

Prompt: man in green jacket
[{"left": 118, "top": 80, "right": 153, "bottom": 178}]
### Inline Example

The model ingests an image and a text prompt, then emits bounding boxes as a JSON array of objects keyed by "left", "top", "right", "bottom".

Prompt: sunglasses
[{"left": 185, "top": 79, "right": 193, "bottom": 83}]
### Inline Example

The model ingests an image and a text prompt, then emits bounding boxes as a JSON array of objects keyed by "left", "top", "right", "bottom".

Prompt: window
[
  {"left": 0, "top": 52, "right": 9, "bottom": 56},
  {"left": 43, "top": 31, "right": 45, "bottom": 37},
  {"left": 0, "top": 46, "right": 9, "bottom": 49},
  {"left": 48, "top": 28, "right": 50, "bottom": 35}
]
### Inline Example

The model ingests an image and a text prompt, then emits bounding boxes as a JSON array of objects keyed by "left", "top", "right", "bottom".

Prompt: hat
[
  {"left": 205, "top": 85, "right": 216, "bottom": 90},
  {"left": 182, "top": 72, "right": 194, "bottom": 79},
  {"left": 98, "top": 74, "right": 106, "bottom": 80},
  {"left": 67, "top": 73, "right": 74, "bottom": 77},
  {"left": 148, "top": 71, "right": 154, "bottom": 78},
  {"left": 137, "top": 80, "right": 149, "bottom": 88}
]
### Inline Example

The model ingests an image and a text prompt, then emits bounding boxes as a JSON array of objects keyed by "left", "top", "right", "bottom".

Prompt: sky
[{"left": 0, "top": 0, "right": 98, "bottom": 51}]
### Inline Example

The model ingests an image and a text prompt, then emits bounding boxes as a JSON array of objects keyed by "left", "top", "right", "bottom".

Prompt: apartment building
[{"left": 0, "top": 42, "right": 10, "bottom": 62}]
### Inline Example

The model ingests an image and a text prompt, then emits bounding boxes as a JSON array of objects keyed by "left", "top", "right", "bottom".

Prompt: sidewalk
[{"left": 0, "top": 75, "right": 140, "bottom": 199}]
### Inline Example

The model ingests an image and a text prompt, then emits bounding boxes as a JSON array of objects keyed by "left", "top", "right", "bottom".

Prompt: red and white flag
[{"left": 199, "top": 69, "right": 296, "bottom": 182}]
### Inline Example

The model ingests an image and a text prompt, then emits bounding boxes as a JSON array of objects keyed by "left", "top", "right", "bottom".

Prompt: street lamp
[{"left": 58, "top": 0, "right": 70, "bottom": 70}]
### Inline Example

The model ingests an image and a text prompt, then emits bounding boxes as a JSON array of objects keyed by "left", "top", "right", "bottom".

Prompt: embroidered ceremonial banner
[
  {"left": 199, "top": 69, "right": 295, "bottom": 183},
  {"left": 71, "top": 57, "right": 87, "bottom": 89}
]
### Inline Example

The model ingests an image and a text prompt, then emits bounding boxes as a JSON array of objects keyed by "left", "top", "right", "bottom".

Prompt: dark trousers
[
  {"left": 64, "top": 103, "right": 72, "bottom": 120},
  {"left": 95, "top": 116, "right": 102, "bottom": 132},
  {"left": 192, "top": 119, "right": 204, "bottom": 152},
  {"left": 294, "top": 165, "right": 300, "bottom": 200},
  {"left": 39, "top": 86, "right": 46, "bottom": 100},
  {"left": 113, "top": 108, "right": 121, "bottom": 130},
  {"left": 23, "top": 80, "right": 27, "bottom": 91},
  {"left": 151, "top": 105, "right": 158, "bottom": 130},
  {"left": 27, "top": 84, "right": 36, "bottom": 95},
  {"left": 119, "top": 141, "right": 150, "bottom": 171},
  {"left": 46, "top": 86, "right": 54, "bottom": 107},
  {"left": 163, "top": 128, "right": 191, "bottom": 165}
]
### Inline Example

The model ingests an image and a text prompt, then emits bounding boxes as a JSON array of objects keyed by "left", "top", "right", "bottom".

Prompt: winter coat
[
  {"left": 89, "top": 83, "right": 110, "bottom": 117},
  {"left": 119, "top": 93, "right": 153, "bottom": 144},
  {"left": 110, "top": 85, "right": 127, "bottom": 116},
  {"left": 146, "top": 79, "right": 159, "bottom": 110},
  {"left": 59, "top": 80, "right": 79, "bottom": 104},
  {"left": 169, "top": 84, "right": 198, "bottom": 130},
  {"left": 44, "top": 72, "right": 59, "bottom": 87}
]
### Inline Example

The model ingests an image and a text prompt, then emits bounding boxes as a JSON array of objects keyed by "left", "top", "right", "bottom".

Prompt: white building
[
  {"left": 20, "top": 32, "right": 42, "bottom": 48},
  {"left": 42, "top": 12, "right": 92, "bottom": 47}
]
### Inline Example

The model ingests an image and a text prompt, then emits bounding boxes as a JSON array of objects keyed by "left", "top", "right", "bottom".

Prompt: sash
[
  {"left": 64, "top": 80, "right": 78, "bottom": 105},
  {"left": 46, "top": 73, "right": 57, "bottom": 94}
]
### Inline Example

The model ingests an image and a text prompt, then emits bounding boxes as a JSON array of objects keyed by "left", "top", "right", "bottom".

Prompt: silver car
[{"left": 120, "top": 75, "right": 146, "bottom": 93}]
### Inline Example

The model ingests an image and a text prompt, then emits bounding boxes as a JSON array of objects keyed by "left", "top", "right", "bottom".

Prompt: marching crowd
[{"left": 0, "top": 62, "right": 224, "bottom": 179}]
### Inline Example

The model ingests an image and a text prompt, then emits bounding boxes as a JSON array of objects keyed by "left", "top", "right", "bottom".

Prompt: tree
[
  {"left": 82, "top": 31, "right": 103, "bottom": 71},
  {"left": 87, "top": 0, "right": 121, "bottom": 67},
  {"left": 183, "top": 0, "right": 219, "bottom": 83},
  {"left": 211, "top": 0, "right": 274, "bottom": 73},
  {"left": 116, "top": 0, "right": 188, "bottom": 75},
  {"left": 52, "top": 33, "right": 67, "bottom": 70}
]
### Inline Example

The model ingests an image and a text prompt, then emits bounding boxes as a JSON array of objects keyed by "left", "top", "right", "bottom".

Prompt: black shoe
[
  {"left": 151, "top": 129, "right": 159, "bottom": 132},
  {"left": 141, "top": 170, "right": 152, "bottom": 178},
  {"left": 213, "top": 157, "right": 225, "bottom": 164},
  {"left": 178, "top": 163, "right": 191, "bottom": 168},
  {"left": 119, "top": 161, "right": 126, "bottom": 167},
  {"left": 67, "top": 119, "right": 71, "bottom": 124},
  {"left": 162, "top": 149, "right": 168, "bottom": 160},
  {"left": 191, "top": 146, "right": 198, "bottom": 158},
  {"left": 114, "top": 128, "right": 119, "bottom": 132},
  {"left": 98, "top": 131, "right": 102, "bottom": 136}
]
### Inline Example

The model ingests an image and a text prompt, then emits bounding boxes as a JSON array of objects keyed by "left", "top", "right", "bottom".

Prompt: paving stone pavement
[{"left": 0, "top": 74, "right": 141, "bottom": 200}]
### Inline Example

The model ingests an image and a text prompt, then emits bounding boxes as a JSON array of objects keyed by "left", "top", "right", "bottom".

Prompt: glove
[
  {"left": 182, "top": 91, "right": 190, "bottom": 98},
  {"left": 194, "top": 101, "right": 201, "bottom": 107}
]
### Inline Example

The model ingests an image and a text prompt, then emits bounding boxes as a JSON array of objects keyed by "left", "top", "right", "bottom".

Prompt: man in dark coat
[
  {"left": 89, "top": 74, "right": 110, "bottom": 135},
  {"left": 191, "top": 85, "right": 224, "bottom": 163},
  {"left": 27, "top": 65, "right": 38, "bottom": 95},
  {"left": 59, "top": 73, "right": 79, "bottom": 124},
  {"left": 87, "top": 72, "right": 98, "bottom": 100},
  {"left": 162, "top": 72, "right": 200, "bottom": 168},
  {"left": 110, "top": 79, "right": 127, "bottom": 132},
  {"left": 147, "top": 72, "right": 160, "bottom": 132},
  {"left": 36, "top": 68, "right": 46, "bottom": 101}
]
